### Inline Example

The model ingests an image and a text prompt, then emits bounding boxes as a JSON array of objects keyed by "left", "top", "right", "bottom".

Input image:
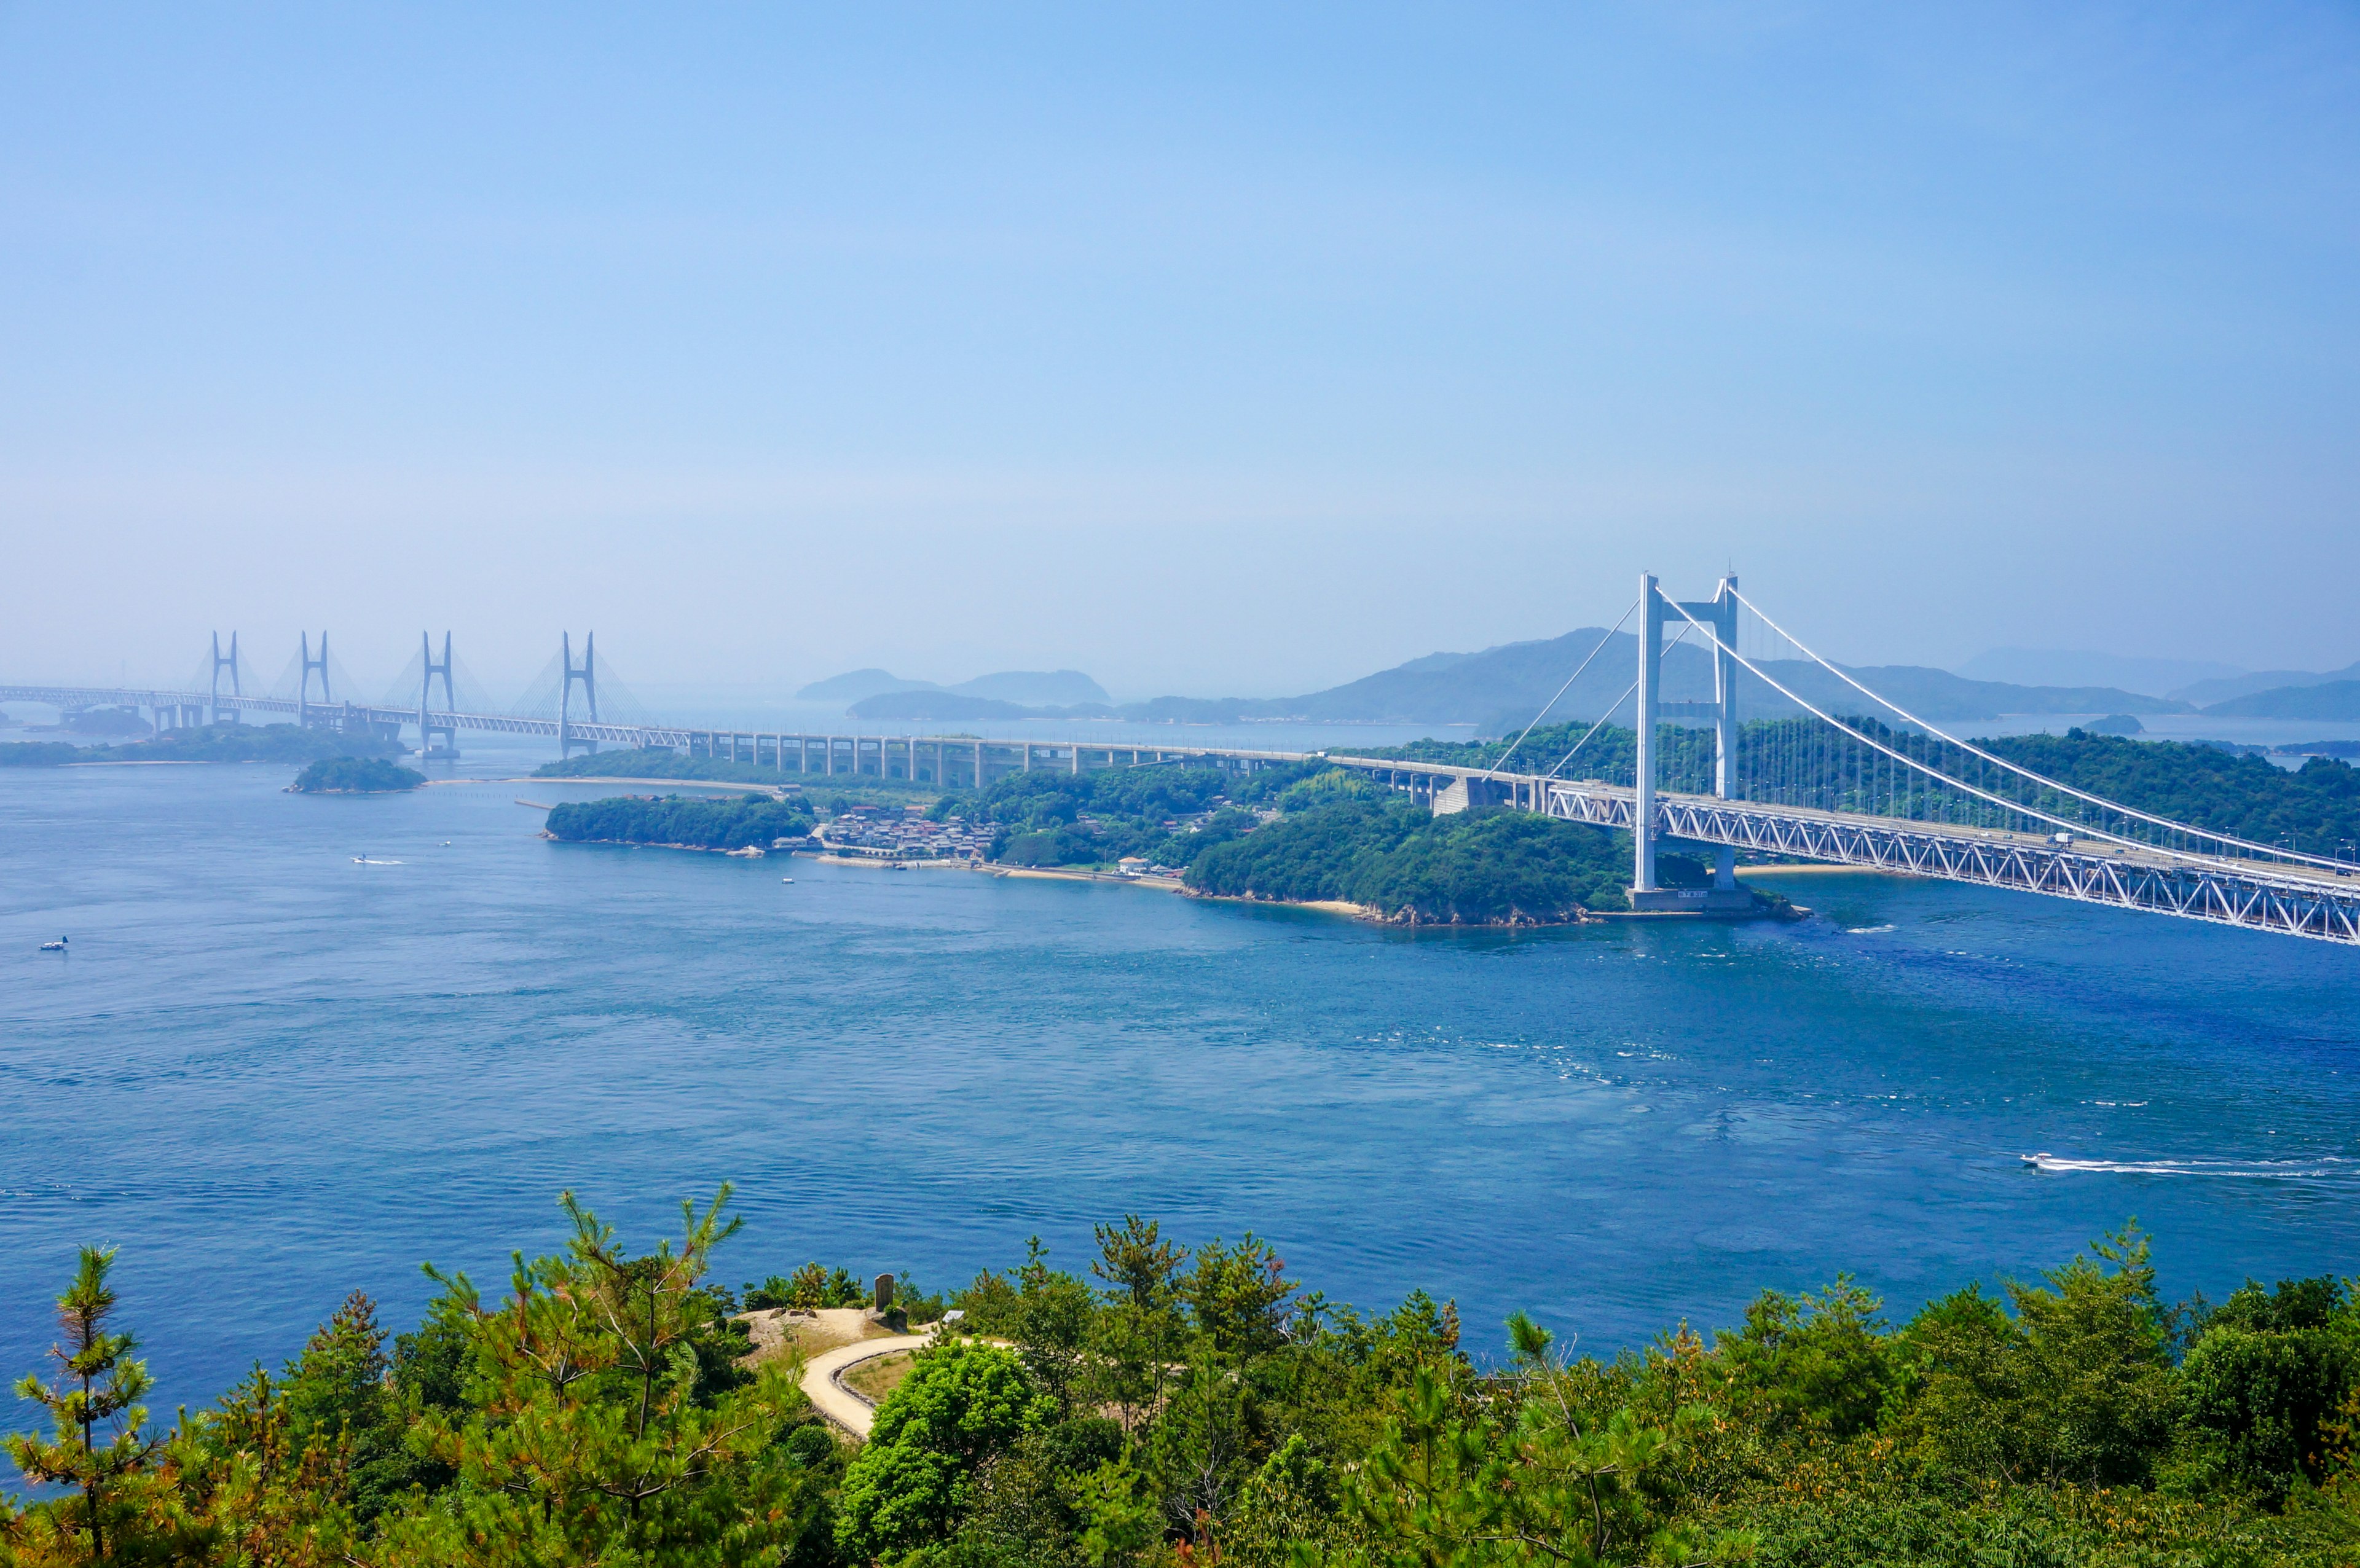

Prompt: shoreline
[
  {"left": 543, "top": 835, "right": 771, "bottom": 857},
  {"left": 1182, "top": 888, "right": 1597, "bottom": 928},
  {"left": 541, "top": 838, "right": 1807, "bottom": 928}
]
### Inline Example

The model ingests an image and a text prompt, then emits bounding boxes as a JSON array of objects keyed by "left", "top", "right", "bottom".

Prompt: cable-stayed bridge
[{"left": 6, "top": 587, "right": 2357, "bottom": 945}]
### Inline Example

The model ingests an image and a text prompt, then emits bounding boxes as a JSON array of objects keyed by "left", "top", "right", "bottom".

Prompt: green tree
[
  {"left": 5, "top": 1247, "right": 157, "bottom": 1564},
  {"left": 1335, "top": 1315, "right": 1748, "bottom": 1567},
  {"left": 2176, "top": 1279, "right": 2358, "bottom": 1502},
  {"left": 1184, "top": 1236, "right": 1297, "bottom": 1364},
  {"left": 2008, "top": 1225, "right": 2177, "bottom": 1488},
  {"left": 1718, "top": 1275, "right": 1900, "bottom": 1439},
  {"left": 1004, "top": 1241, "right": 1097, "bottom": 1422},
  {"left": 376, "top": 1185, "right": 812, "bottom": 1567},
  {"left": 835, "top": 1342, "right": 1053, "bottom": 1561},
  {"left": 1091, "top": 1218, "right": 1189, "bottom": 1433}
]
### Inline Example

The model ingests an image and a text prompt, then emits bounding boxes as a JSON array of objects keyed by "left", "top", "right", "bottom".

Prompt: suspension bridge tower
[
  {"left": 418, "top": 632, "right": 460, "bottom": 759},
  {"left": 208, "top": 632, "right": 242, "bottom": 725},
  {"left": 559, "top": 632, "right": 598, "bottom": 758},
  {"left": 297, "top": 631, "right": 331, "bottom": 727},
  {"left": 1631, "top": 573, "right": 1748, "bottom": 911}
]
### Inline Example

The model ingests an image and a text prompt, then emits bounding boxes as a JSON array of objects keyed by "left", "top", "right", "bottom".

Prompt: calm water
[{"left": 3, "top": 753, "right": 2358, "bottom": 1409}]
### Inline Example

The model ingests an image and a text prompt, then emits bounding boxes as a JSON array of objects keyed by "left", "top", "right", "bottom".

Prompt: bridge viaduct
[{"left": 7, "top": 582, "right": 2359, "bottom": 945}]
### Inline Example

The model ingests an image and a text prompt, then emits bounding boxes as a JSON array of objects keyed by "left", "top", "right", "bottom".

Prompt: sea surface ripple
[{"left": 4, "top": 756, "right": 2356, "bottom": 1403}]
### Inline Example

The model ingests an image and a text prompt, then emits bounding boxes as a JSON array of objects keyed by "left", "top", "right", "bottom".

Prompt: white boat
[
  {"left": 39, "top": 938, "right": 66, "bottom": 952},
  {"left": 781, "top": 877, "right": 795, "bottom": 884}
]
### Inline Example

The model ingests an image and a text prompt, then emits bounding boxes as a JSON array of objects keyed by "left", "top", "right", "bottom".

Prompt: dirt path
[{"left": 800, "top": 1334, "right": 932, "bottom": 1437}]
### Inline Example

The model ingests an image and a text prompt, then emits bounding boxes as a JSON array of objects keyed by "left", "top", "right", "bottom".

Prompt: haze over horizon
[{"left": 4, "top": 4, "right": 2356, "bottom": 700}]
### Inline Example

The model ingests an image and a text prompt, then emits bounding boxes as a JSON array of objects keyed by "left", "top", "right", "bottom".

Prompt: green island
[
  {"left": 924, "top": 757, "right": 1297, "bottom": 869},
  {"left": 925, "top": 761, "right": 1714, "bottom": 922},
  {"left": 545, "top": 791, "right": 817, "bottom": 852},
  {"left": 7, "top": 1194, "right": 2356, "bottom": 1565},
  {"left": 0, "top": 723, "right": 406, "bottom": 769},
  {"left": 291, "top": 757, "right": 427, "bottom": 794},
  {"left": 1187, "top": 786, "right": 1708, "bottom": 922}
]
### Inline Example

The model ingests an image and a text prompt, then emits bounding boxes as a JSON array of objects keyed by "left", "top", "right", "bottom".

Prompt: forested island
[
  {"left": 924, "top": 761, "right": 1712, "bottom": 923},
  {"left": 545, "top": 792, "right": 817, "bottom": 852},
  {"left": 1186, "top": 780, "right": 1709, "bottom": 922},
  {"left": 291, "top": 758, "right": 426, "bottom": 794},
  {"left": 925, "top": 758, "right": 1290, "bottom": 871},
  {"left": 6, "top": 1195, "right": 2355, "bottom": 1565},
  {"left": 0, "top": 723, "right": 406, "bottom": 769}
]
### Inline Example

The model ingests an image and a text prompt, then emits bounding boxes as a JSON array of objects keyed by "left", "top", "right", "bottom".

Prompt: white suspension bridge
[{"left": 6, "top": 580, "right": 2356, "bottom": 944}]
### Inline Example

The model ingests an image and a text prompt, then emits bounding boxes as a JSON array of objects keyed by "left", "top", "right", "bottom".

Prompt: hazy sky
[{"left": 3, "top": 4, "right": 2356, "bottom": 702}]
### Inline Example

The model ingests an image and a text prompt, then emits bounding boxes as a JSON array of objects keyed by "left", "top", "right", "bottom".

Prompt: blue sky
[{"left": 2, "top": 4, "right": 2355, "bottom": 699}]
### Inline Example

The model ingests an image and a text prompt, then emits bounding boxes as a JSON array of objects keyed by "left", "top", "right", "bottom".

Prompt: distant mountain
[
  {"left": 797, "top": 668, "right": 939, "bottom": 702},
  {"left": 849, "top": 691, "right": 1045, "bottom": 722},
  {"left": 822, "top": 637, "right": 2203, "bottom": 732},
  {"left": 1243, "top": 632, "right": 2192, "bottom": 727},
  {"left": 808, "top": 667, "right": 1112, "bottom": 710},
  {"left": 1766, "top": 664, "right": 2192, "bottom": 723},
  {"left": 2204, "top": 680, "right": 2360, "bottom": 720},
  {"left": 2173, "top": 660, "right": 2360, "bottom": 707},
  {"left": 951, "top": 670, "right": 1111, "bottom": 705},
  {"left": 1954, "top": 648, "right": 2240, "bottom": 696}
]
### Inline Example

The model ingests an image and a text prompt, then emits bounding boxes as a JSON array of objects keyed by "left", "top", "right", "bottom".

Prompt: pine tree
[
  {"left": 6, "top": 1247, "right": 157, "bottom": 1563},
  {"left": 375, "top": 1185, "right": 816, "bottom": 1566}
]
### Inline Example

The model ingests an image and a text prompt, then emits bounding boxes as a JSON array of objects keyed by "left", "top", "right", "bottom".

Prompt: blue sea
[{"left": 3, "top": 744, "right": 2357, "bottom": 1410}]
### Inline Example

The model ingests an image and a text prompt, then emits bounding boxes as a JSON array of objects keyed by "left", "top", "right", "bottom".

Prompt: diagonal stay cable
[
  {"left": 1658, "top": 597, "right": 2331, "bottom": 875},
  {"left": 1482, "top": 598, "right": 1640, "bottom": 779},
  {"left": 1726, "top": 587, "right": 2348, "bottom": 872}
]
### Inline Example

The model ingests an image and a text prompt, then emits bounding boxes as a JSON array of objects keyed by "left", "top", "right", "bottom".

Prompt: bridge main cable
[
  {"left": 1653, "top": 595, "right": 2343, "bottom": 877},
  {"left": 1723, "top": 587, "right": 2352, "bottom": 875}
]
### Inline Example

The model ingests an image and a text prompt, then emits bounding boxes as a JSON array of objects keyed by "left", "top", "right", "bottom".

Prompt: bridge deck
[{"left": 8, "top": 683, "right": 2353, "bottom": 943}]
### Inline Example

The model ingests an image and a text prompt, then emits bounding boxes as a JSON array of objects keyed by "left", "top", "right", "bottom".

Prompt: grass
[{"left": 842, "top": 1350, "right": 916, "bottom": 1405}]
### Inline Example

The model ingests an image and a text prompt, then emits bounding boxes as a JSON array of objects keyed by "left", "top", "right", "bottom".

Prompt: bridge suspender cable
[
  {"left": 1723, "top": 587, "right": 2351, "bottom": 874},
  {"left": 1483, "top": 598, "right": 1639, "bottom": 780},
  {"left": 1543, "top": 678, "right": 1638, "bottom": 780},
  {"left": 1535, "top": 617, "right": 1704, "bottom": 783},
  {"left": 1652, "top": 597, "right": 2329, "bottom": 876}
]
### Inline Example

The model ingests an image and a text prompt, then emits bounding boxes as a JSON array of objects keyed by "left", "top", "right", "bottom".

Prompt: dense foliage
[
  {"left": 546, "top": 793, "right": 817, "bottom": 850},
  {"left": 9, "top": 1207, "right": 2358, "bottom": 1567},
  {"left": 1186, "top": 783, "right": 1700, "bottom": 921},
  {"left": 1980, "top": 731, "right": 2360, "bottom": 855},
  {"left": 923, "top": 761, "right": 1318, "bottom": 871},
  {"left": 0, "top": 723, "right": 405, "bottom": 768},
  {"left": 926, "top": 760, "right": 1710, "bottom": 920},
  {"left": 291, "top": 757, "right": 425, "bottom": 793}
]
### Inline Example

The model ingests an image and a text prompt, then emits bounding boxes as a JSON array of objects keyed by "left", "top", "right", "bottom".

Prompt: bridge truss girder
[{"left": 1547, "top": 785, "right": 2360, "bottom": 945}]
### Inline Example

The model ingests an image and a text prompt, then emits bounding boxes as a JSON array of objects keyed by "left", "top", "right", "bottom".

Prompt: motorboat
[
  {"left": 781, "top": 877, "right": 795, "bottom": 884},
  {"left": 40, "top": 937, "right": 67, "bottom": 952}
]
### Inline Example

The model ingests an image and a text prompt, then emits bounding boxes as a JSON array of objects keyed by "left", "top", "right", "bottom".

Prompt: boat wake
[
  {"left": 351, "top": 856, "right": 404, "bottom": 866},
  {"left": 1844, "top": 925, "right": 1896, "bottom": 935},
  {"left": 2023, "top": 1153, "right": 2353, "bottom": 1180}
]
